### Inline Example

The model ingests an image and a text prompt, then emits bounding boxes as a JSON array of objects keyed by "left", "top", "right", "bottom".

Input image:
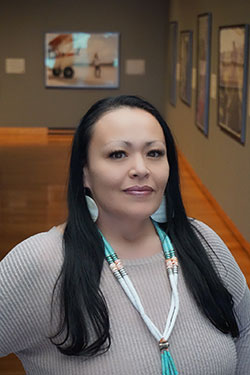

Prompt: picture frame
[
  {"left": 218, "top": 25, "right": 249, "bottom": 144},
  {"left": 169, "top": 22, "right": 178, "bottom": 106},
  {"left": 196, "top": 13, "right": 212, "bottom": 135},
  {"left": 179, "top": 30, "right": 193, "bottom": 106},
  {"left": 44, "top": 32, "right": 120, "bottom": 89}
]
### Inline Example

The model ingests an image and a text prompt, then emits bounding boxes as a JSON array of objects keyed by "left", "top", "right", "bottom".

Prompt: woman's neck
[{"left": 97, "top": 216, "right": 161, "bottom": 259}]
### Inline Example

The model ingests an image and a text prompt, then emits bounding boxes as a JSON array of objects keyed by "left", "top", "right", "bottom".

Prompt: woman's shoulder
[
  {"left": 0, "top": 226, "right": 65, "bottom": 356},
  {"left": 0, "top": 225, "right": 64, "bottom": 285},
  {"left": 189, "top": 218, "right": 247, "bottom": 305}
]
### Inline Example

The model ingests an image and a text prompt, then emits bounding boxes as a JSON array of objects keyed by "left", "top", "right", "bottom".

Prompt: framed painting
[
  {"left": 179, "top": 30, "right": 193, "bottom": 106},
  {"left": 169, "top": 21, "right": 178, "bottom": 106},
  {"left": 218, "top": 25, "right": 249, "bottom": 143},
  {"left": 45, "top": 32, "right": 120, "bottom": 88},
  {"left": 196, "top": 13, "right": 212, "bottom": 135}
]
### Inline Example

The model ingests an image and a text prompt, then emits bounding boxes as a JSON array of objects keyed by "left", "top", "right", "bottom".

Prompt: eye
[
  {"left": 147, "top": 149, "right": 166, "bottom": 158},
  {"left": 109, "top": 150, "right": 127, "bottom": 159}
]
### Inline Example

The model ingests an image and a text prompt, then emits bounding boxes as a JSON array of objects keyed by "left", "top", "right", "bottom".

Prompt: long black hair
[{"left": 50, "top": 95, "right": 239, "bottom": 356}]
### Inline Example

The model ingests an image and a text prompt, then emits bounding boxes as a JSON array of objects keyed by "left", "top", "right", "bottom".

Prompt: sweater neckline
[
  {"left": 51, "top": 226, "right": 164, "bottom": 267},
  {"left": 121, "top": 251, "right": 164, "bottom": 266}
]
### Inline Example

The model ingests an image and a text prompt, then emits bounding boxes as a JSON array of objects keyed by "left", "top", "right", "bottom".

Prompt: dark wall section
[{"left": 0, "top": 0, "right": 168, "bottom": 127}]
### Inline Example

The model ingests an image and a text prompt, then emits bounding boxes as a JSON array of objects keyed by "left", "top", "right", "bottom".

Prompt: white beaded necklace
[{"left": 99, "top": 220, "right": 179, "bottom": 375}]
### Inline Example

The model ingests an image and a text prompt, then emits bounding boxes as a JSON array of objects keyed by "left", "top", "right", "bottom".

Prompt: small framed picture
[
  {"left": 218, "top": 25, "right": 249, "bottom": 143},
  {"left": 179, "top": 30, "right": 193, "bottom": 106},
  {"left": 45, "top": 32, "right": 120, "bottom": 89},
  {"left": 196, "top": 13, "right": 212, "bottom": 135},
  {"left": 169, "top": 22, "right": 178, "bottom": 106}
]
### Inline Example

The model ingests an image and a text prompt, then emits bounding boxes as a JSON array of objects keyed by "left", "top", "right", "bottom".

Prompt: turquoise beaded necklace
[{"left": 99, "top": 220, "right": 179, "bottom": 375}]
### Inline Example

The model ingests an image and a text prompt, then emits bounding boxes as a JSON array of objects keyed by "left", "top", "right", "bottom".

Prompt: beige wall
[
  {"left": 0, "top": 0, "right": 168, "bottom": 128},
  {"left": 165, "top": 0, "right": 250, "bottom": 242}
]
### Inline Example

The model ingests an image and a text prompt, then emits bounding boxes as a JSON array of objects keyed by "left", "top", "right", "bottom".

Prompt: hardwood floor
[{"left": 0, "top": 131, "right": 249, "bottom": 374}]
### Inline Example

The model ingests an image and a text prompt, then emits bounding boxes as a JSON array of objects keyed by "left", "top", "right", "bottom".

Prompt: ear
[{"left": 83, "top": 166, "right": 91, "bottom": 189}]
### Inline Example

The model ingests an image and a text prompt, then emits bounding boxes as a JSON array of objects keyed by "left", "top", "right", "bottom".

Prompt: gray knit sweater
[{"left": 0, "top": 220, "right": 250, "bottom": 374}]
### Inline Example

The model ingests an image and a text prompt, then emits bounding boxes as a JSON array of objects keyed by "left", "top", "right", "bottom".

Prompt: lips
[
  {"left": 123, "top": 185, "right": 153, "bottom": 196},
  {"left": 125, "top": 185, "right": 153, "bottom": 192}
]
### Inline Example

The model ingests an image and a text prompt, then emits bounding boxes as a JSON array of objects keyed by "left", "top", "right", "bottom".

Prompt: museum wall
[
  {"left": 165, "top": 0, "right": 250, "bottom": 242},
  {"left": 0, "top": 0, "right": 168, "bottom": 128}
]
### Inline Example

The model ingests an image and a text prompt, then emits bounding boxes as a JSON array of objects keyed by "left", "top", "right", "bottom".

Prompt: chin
[
  {"left": 123, "top": 209, "right": 156, "bottom": 221},
  {"left": 109, "top": 203, "right": 160, "bottom": 221}
]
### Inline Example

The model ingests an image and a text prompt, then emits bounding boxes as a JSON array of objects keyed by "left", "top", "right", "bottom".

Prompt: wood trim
[
  {"left": 178, "top": 150, "right": 250, "bottom": 255},
  {"left": 0, "top": 127, "right": 48, "bottom": 135},
  {"left": 48, "top": 128, "right": 75, "bottom": 136}
]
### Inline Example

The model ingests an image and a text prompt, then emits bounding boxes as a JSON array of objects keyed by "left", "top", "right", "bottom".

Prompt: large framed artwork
[
  {"left": 169, "top": 21, "right": 178, "bottom": 106},
  {"left": 218, "top": 25, "right": 249, "bottom": 143},
  {"left": 179, "top": 30, "right": 193, "bottom": 106},
  {"left": 196, "top": 13, "right": 212, "bottom": 135},
  {"left": 45, "top": 32, "right": 120, "bottom": 88}
]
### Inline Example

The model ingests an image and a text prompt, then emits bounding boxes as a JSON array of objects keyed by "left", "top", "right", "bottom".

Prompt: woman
[
  {"left": 0, "top": 95, "right": 249, "bottom": 374},
  {"left": 93, "top": 53, "right": 101, "bottom": 78}
]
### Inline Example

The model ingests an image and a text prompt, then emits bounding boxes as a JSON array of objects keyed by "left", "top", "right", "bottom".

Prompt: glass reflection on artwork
[
  {"left": 218, "top": 25, "right": 248, "bottom": 143},
  {"left": 196, "top": 14, "right": 211, "bottom": 135},
  {"left": 180, "top": 30, "right": 193, "bottom": 106},
  {"left": 169, "top": 22, "right": 178, "bottom": 106},
  {"left": 45, "top": 32, "right": 119, "bottom": 88}
]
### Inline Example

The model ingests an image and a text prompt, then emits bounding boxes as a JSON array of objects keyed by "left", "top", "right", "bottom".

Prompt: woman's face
[{"left": 84, "top": 107, "right": 169, "bottom": 222}]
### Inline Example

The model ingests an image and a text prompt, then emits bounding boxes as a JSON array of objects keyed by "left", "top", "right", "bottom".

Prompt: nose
[{"left": 128, "top": 154, "right": 150, "bottom": 178}]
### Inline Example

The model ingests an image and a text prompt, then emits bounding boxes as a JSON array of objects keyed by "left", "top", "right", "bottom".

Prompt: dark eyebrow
[
  {"left": 144, "top": 141, "right": 165, "bottom": 147},
  {"left": 106, "top": 140, "right": 165, "bottom": 147}
]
